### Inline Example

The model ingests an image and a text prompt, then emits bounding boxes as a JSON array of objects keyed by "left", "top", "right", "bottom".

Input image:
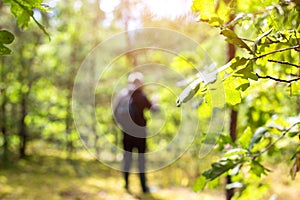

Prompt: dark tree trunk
[
  {"left": 1, "top": 88, "right": 9, "bottom": 159},
  {"left": 65, "top": 87, "right": 73, "bottom": 154},
  {"left": 19, "top": 95, "right": 27, "bottom": 158},
  {"left": 226, "top": 109, "right": 238, "bottom": 200},
  {"left": 229, "top": 109, "right": 238, "bottom": 142},
  {"left": 1, "top": 57, "right": 9, "bottom": 159},
  {"left": 297, "top": 54, "right": 300, "bottom": 112},
  {"left": 226, "top": 14, "right": 237, "bottom": 200},
  {"left": 18, "top": 59, "right": 32, "bottom": 159}
]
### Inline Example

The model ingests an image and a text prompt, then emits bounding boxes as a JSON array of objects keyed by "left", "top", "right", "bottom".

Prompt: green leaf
[
  {"left": 216, "top": 134, "right": 234, "bottom": 151},
  {"left": 250, "top": 160, "right": 269, "bottom": 177},
  {"left": 202, "top": 158, "right": 244, "bottom": 181},
  {"left": 225, "top": 87, "right": 241, "bottom": 106},
  {"left": 176, "top": 78, "right": 202, "bottom": 107},
  {"left": 207, "top": 176, "right": 220, "bottom": 189},
  {"left": 290, "top": 81, "right": 300, "bottom": 96},
  {"left": 0, "top": 44, "right": 12, "bottom": 55},
  {"left": 209, "top": 17, "right": 224, "bottom": 27},
  {"left": 207, "top": 75, "right": 226, "bottom": 108},
  {"left": 0, "top": 30, "right": 15, "bottom": 44},
  {"left": 235, "top": 61, "right": 258, "bottom": 81},
  {"left": 236, "top": 83, "right": 250, "bottom": 91},
  {"left": 0, "top": 30, "right": 14, "bottom": 55},
  {"left": 191, "top": 0, "right": 215, "bottom": 21},
  {"left": 288, "top": 131, "right": 300, "bottom": 137},
  {"left": 238, "top": 127, "right": 252, "bottom": 148},
  {"left": 248, "top": 127, "right": 268, "bottom": 150},
  {"left": 25, "top": 0, "right": 44, "bottom": 8},
  {"left": 224, "top": 148, "right": 248, "bottom": 158},
  {"left": 4, "top": 0, "right": 50, "bottom": 40},
  {"left": 9, "top": 0, "right": 32, "bottom": 28},
  {"left": 221, "top": 29, "right": 254, "bottom": 54},
  {"left": 176, "top": 61, "right": 230, "bottom": 107},
  {"left": 193, "top": 175, "right": 207, "bottom": 191},
  {"left": 227, "top": 13, "right": 250, "bottom": 27},
  {"left": 252, "top": 28, "right": 273, "bottom": 53},
  {"left": 229, "top": 57, "right": 248, "bottom": 71},
  {"left": 290, "top": 152, "right": 300, "bottom": 180}
]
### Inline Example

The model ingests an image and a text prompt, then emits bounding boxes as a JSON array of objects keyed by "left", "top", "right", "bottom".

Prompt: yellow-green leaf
[
  {"left": 221, "top": 29, "right": 254, "bottom": 54},
  {"left": 193, "top": 175, "right": 207, "bottom": 191},
  {"left": 238, "top": 127, "right": 252, "bottom": 148},
  {"left": 191, "top": 0, "right": 215, "bottom": 21},
  {"left": 248, "top": 127, "right": 268, "bottom": 150},
  {"left": 225, "top": 87, "right": 241, "bottom": 106},
  {"left": 176, "top": 78, "right": 202, "bottom": 107}
]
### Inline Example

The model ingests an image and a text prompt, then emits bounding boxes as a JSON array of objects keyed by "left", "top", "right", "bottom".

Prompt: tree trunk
[
  {"left": 18, "top": 59, "right": 33, "bottom": 159},
  {"left": 1, "top": 86, "right": 9, "bottom": 159},
  {"left": 19, "top": 95, "right": 27, "bottom": 158},
  {"left": 65, "top": 45, "right": 78, "bottom": 156},
  {"left": 123, "top": 0, "right": 137, "bottom": 67},
  {"left": 65, "top": 82, "right": 74, "bottom": 155},
  {"left": 229, "top": 109, "right": 238, "bottom": 142},
  {"left": 297, "top": 53, "right": 300, "bottom": 113},
  {"left": 1, "top": 58, "right": 9, "bottom": 159},
  {"left": 65, "top": 96, "right": 73, "bottom": 153},
  {"left": 226, "top": 14, "right": 237, "bottom": 199},
  {"left": 226, "top": 109, "right": 238, "bottom": 200}
]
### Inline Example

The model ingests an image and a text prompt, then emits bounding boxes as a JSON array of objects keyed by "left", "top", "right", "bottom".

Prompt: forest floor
[
  {"left": 0, "top": 149, "right": 300, "bottom": 200},
  {"left": 0, "top": 150, "right": 224, "bottom": 200}
]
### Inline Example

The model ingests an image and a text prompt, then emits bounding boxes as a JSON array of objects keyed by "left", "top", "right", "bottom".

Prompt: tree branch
[
  {"left": 253, "top": 45, "right": 300, "bottom": 59},
  {"left": 12, "top": 0, "right": 50, "bottom": 40},
  {"left": 267, "top": 59, "right": 299, "bottom": 68},
  {"left": 256, "top": 73, "right": 300, "bottom": 83},
  {"left": 252, "top": 122, "right": 300, "bottom": 158}
]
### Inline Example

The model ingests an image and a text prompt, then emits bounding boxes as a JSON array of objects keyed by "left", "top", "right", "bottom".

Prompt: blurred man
[{"left": 114, "top": 72, "right": 158, "bottom": 193}]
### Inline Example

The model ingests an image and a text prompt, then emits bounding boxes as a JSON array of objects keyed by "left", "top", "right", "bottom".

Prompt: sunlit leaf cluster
[
  {"left": 0, "top": 0, "right": 49, "bottom": 55},
  {"left": 185, "top": 0, "right": 300, "bottom": 198}
]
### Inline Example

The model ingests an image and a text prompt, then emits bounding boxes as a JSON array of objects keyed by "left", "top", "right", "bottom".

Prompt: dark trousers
[{"left": 122, "top": 132, "right": 148, "bottom": 192}]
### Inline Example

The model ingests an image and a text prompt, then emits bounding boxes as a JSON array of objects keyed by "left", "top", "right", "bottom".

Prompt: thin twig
[
  {"left": 252, "top": 122, "right": 300, "bottom": 158},
  {"left": 256, "top": 73, "right": 300, "bottom": 83},
  {"left": 240, "top": 38, "right": 255, "bottom": 43},
  {"left": 268, "top": 59, "right": 299, "bottom": 68},
  {"left": 294, "top": 30, "right": 300, "bottom": 46},
  {"left": 253, "top": 45, "right": 300, "bottom": 59}
]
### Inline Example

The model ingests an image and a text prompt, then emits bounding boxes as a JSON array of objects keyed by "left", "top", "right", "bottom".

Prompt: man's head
[{"left": 128, "top": 72, "right": 144, "bottom": 89}]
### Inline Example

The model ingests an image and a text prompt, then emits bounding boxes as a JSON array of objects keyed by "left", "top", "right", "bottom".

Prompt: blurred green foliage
[
  {"left": 0, "top": 0, "right": 299, "bottom": 199},
  {"left": 187, "top": 0, "right": 300, "bottom": 199}
]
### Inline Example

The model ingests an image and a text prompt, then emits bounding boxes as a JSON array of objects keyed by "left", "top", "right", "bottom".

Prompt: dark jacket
[{"left": 130, "top": 88, "right": 152, "bottom": 127}]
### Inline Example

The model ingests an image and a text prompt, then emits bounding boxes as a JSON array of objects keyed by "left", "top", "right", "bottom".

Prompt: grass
[
  {"left": 1, "top": 147, "right": 300, "bottom": 200},
  {"left": 0, "top": 150, "right": 224, "bottom": 200}
]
